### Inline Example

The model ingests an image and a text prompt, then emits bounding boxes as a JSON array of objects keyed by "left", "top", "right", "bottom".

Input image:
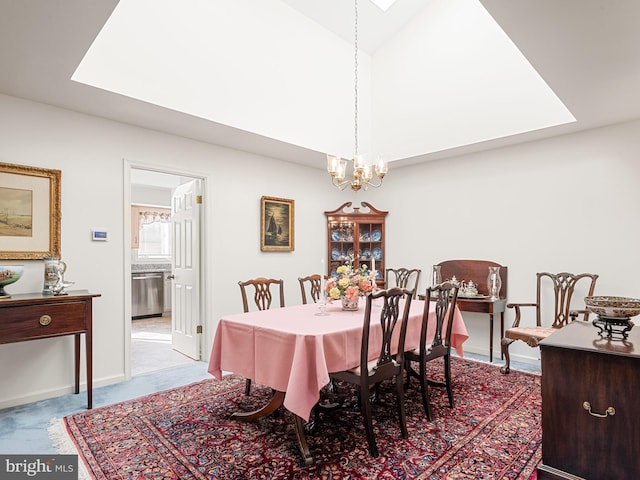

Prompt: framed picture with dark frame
[
  {"left": 260, "top": 196, "right": 294, "bottom": 252},
  {"left": 0, "top": 162, "right": 61, "bottom": 260}
]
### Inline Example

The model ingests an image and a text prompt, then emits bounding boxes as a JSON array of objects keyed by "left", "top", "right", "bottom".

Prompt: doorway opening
[{"left": 130, "top": 168, "right": 202, "bottom": 376}]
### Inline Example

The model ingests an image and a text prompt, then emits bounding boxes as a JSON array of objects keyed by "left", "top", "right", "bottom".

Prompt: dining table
[{"left": 208, "top": 297, "right": 468, "bottom": 465}]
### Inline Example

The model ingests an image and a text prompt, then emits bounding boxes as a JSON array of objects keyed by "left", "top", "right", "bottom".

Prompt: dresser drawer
[{"left": 0, "top": 301, "right": 88, "bottom": 343}]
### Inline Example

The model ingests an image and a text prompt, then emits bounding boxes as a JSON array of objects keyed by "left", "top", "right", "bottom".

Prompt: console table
[
  {"left": 538, "top": 321, "right": 640, "bottom": 479},
  {"left": 0, "top": 290, "right": 100, "bottom": 409},
  {"left": 437, "top": 260, "right": 507, "bottom": 362}
]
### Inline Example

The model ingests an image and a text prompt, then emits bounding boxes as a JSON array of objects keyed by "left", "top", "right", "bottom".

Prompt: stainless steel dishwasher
[{"left": 132, "top": 272, "right": 164, "bottom": 318}]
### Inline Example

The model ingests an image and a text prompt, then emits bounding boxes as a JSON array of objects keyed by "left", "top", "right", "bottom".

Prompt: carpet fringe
[{"left": 48, "top": 418, "right": 92, "bottom": 480}]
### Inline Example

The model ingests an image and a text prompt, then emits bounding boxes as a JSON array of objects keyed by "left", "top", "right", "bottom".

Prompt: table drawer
[{"left": 0, "top": 301, "right": 87, "bottom": 343}]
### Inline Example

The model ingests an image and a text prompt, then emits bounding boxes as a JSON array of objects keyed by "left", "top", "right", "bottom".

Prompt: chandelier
[{"left": 326, "top": 0, "right": 388, "bottom": 192}]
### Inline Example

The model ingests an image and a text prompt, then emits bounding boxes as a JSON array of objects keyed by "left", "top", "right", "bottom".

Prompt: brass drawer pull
[
  {"left": 39, "top": 315, "right": 52, "bottom": 326},
  {"left": 583, "top": 401, "right": 615, "bottom": 418}
]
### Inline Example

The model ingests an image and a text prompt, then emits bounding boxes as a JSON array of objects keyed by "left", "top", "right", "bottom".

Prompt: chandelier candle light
[{"left": 326, "top": 0, "right": 389, "bottom": 192}]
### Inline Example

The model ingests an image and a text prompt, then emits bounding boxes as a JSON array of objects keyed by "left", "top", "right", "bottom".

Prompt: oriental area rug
[{"left": 51, "top": 358, "right": 541, "bottom": 479}]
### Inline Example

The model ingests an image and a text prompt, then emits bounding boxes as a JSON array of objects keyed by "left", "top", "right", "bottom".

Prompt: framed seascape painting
[
  {"left": 0, "top": 162, "right": 61, "bottom": 259},
  {"left": 260, "top": 196, "right": 294, "bottom": 252}
]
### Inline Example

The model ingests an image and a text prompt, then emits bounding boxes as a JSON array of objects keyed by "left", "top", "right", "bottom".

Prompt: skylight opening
[{"left": 370, "top": 0, "right": 398, "bottom": 12}]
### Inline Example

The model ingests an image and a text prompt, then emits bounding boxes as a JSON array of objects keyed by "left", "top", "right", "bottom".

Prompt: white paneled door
[{"left": 171, "top": 179, "right": 201, "bottom": 359}]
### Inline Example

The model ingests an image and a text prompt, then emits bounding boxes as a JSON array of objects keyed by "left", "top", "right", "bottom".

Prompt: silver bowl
[
  {"left": 584, "top": 296, "right": 640, "bottom": 320},
  {"left": 0, "top": 265, "right": 24, "bottom": 298}
]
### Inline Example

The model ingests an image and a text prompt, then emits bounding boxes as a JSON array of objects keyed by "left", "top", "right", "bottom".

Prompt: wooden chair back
[
  {"left": 329, "top": 287, "right": 413, "bottom": 457},
  {"left": 298, "top": 274, "right": 322, "bottom": 304},
  {"left": 405, "top": 282, "right": 459, "bottom": 420},
  {"left": 535, "top": 272, "right": 599, "bottom": 327},
  {"left": 422, "top": 282, "right": 460, "bottom": 356},
  {"left": 238, "top": 277, "right": 285, "bottom": 312},
  {"left": 385, "top": 268, "right": 421, "bottom": 298},
  {"left": 361, "top": 288, "right": 413, "bottom": 381}
]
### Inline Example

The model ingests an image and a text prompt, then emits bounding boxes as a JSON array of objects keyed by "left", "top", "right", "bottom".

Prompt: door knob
[{"left": 167, "top": 274, "right": 175, "bottom": 280}]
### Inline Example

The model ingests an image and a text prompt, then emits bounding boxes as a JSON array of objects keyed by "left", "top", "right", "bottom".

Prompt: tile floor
[{"left": 131, "top": 315, "right": 197, "bottom": 376}]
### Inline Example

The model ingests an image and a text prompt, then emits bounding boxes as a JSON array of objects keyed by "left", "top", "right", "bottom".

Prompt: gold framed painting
[
  {"left": 0, "top": 162, "right": 61, "bottom": 260},
  {"left": 260, "top": 196, "right": 294, "bottom": 252}
]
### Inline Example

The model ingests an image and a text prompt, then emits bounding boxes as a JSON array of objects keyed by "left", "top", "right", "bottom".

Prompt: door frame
[{"left": 123, "top": 159, "right": 207, "bottom": 379}]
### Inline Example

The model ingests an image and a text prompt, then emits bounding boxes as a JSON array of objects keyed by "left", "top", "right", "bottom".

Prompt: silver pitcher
[{"left": 43, "top": 257, "right": 67, "bottom": 295}]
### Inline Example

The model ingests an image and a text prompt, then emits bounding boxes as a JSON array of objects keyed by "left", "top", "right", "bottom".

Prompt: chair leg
[
  {"left": 404, "top": 360, "right": 412, "bottom": 389},
  {"left": 500, "top": 338, "right": 515, "bottom": 374},
  {"left": 245, "top": 378, "right": 252, "bottom": 395},
  {"left": 394, "top": 377, "right": 408, "bottom": 439},
  {"left": 419, "top": 360, "right": 433, "bottom": 421},
  {"left": 360, "top": 385, "right": 379, "bottom": 458},
  {"left": 444, "top": 354, "right": 454, "bottom": 409},
  {"left": 328, "top": 377, "right": 338, "bottom": 393}
]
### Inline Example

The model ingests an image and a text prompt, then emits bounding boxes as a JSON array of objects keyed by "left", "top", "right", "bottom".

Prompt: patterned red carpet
[{"left": 60, "top": 358, "right": 541, "bottom": 479}]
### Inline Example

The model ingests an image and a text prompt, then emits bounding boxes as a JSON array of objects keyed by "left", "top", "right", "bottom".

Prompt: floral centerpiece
[{"left": 326, "top": 259, "right": 376, "bottom": 310}]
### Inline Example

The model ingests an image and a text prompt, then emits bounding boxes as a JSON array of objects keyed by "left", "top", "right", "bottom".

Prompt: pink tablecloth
[{"left": 208, "top": 299, "right": 468, "bottom": 421}]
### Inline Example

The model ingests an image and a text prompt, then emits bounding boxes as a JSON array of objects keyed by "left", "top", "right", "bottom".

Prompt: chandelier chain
[
  {"left": 325, "top": 0, "right": 388, "bottom": 192},
  {"left": 354, "top": 0, "right": 359, "bottom": 156}
]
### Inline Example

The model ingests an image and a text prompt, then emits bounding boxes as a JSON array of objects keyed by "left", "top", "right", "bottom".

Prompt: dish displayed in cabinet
[{"left": 325, "top": 202, "right": 388, "bottom": 286}]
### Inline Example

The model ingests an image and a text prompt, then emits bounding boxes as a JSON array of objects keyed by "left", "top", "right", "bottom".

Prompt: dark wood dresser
[
  {"left": 0, "top": 290, "right": 100, "bottom": 409},
  {"left": 537, "top": 320, "right": 639, "bottom": 479}
]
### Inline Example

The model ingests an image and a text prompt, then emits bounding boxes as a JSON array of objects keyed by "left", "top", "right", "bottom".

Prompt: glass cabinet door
[
  {"left": 328, "top": 221, "right": 355, "bottom": 277},
  {"left": 357, "top": 222, "right": 383, "bottom": 282},
  {"left": 325, "top": 202, "right": 387, "bottom": 286}
]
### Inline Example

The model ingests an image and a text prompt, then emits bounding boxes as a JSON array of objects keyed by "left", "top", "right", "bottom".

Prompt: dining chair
[
  {"left": 500, "top": 271, "right": 598, "bottom": 374},
  {"left": 329, "top": 287, "right": 413, "bottom": 458},
  {"left": 298, "top": 274, "right": 322, "bottom": 304},
  {"left": 404, "top": 282, "right": 459, "bottom": 421},
  {"left": 238, "top": 277, "right": 285, "bottom": 313},
  {"left": 238, "top": 277, "right": 285, "bottom": 395},
  {"left": 385, "top": 268, "right": 421, "bottom": 299}
]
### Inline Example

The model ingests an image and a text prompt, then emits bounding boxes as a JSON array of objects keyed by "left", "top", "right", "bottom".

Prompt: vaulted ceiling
[{"left": 1, "top": 0, "right": 639, "bottom": 169}]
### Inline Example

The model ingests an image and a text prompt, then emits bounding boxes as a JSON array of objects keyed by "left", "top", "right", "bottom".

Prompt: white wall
[
  {"left": 376, "top": 119, "right": 640, "bottom": 360},
  {"left": 0, "top": 93, "right": 351, "bottom": 408},
  {"left": 1, "top": 92, "right": 639, "bottom": 407},
  {"left": 131, "top": 185, "right": 172, "bottom": 207}
]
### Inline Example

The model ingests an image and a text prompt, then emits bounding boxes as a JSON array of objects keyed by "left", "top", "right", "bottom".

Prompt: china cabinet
[{"left": 325, "top": 202, "right": 387, "bottom": 286}]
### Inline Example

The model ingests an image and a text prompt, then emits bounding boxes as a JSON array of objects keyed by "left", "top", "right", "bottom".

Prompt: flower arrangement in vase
[{"left": 326, "top": 257, "right": 376, "bottom": 310}]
